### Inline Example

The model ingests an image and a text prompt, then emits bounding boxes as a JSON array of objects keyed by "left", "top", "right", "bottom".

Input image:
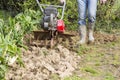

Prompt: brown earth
[{"left": 5, "top": 31, "right": 120, "bottom": 80}]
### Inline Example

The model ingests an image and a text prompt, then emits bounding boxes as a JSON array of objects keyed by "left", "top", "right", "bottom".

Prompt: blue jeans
[{"left": 77, "top": 0, "right": 98, "bottom": 25}]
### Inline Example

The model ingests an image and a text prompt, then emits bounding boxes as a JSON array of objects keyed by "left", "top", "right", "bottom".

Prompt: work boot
[
  {"left": 78, "top": 25, "right": 87, "bottom": 44},
  {"left": 88, "top": 23, "right": 95, "bottom": 43}
]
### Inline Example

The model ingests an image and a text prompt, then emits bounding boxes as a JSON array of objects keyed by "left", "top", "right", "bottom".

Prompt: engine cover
[
  {"left": 57, "top": 20, "right": 65, "bottom": 33},
  {"left": 41, "top": 6, "right": 58, "bottom": 30}
]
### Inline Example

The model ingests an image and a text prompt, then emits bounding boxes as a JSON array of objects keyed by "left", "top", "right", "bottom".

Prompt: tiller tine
[
  {"left": 30, "top": 30, "right": 56, "bottom": 48},
  {"left": 32, "top": 30, "right": 51, "bottom": 40},
  {"left": 58, "top": 32, "right": 75, "bottom": 38},
  {"left": 30, "top": 30, "right": 75, "bottom": 48}
]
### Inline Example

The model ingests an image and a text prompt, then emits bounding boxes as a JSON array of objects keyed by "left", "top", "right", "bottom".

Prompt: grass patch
[
  {"left": 76, "top": 45, "right": 92, "bottom": 55},
  {"left": 104, "top": 73, "right": 115, "bottom": 80},
  {"left": 81, "top": 66, "right": 99, "bottom": 76},
  {"left": 50, "top": 74, "right": 59, "bottom": 80},
  {"left": 64, "top": 75, "right": 88, "bottom": 80}
]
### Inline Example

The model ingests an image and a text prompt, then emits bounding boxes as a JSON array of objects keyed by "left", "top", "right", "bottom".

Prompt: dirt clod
[{"left": 6, "top": 45, "right": 81, "bottom": 80}]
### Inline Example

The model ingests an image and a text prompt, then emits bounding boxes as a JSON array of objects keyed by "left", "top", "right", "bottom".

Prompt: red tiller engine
[{"left": 40, "top": 6, "right": 65, "bottom": 34}]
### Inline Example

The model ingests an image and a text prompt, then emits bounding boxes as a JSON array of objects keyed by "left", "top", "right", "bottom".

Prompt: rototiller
[
  {"left": 36, "top": 0, "right": 66, "bottom": 32},
  {"left": 31, "top": 0, "right": 74, "bottom": 48}
]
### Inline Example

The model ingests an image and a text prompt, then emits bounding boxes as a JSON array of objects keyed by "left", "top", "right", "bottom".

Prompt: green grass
[
  {"left": 104, "top": 73, "right": 115, "bottom": 80},
  {"left": 64, "top": 75, "right": 88, "bottom": 80},
  {"left": 50, "top": 74, "right": 59, "bottom": 80},
  {"left": 76, "top": 45, "right": 92, "bottom": 55},
  {"left": 81, "top": 66, "right": 99, "bottom": 76}
]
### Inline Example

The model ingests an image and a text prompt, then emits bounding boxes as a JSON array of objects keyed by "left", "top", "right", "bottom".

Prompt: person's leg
[
  {"left": 77, "top": 0, "right": 87, "bottom": 44},
  {"left": 88, "top": 0, "right": 97, "bottom": 43}
]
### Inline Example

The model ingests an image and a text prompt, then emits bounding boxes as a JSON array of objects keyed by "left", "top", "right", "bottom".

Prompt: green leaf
[
  {"left": 25, "top": 16, "right": 31, "bottom": 22},
  {"left": 0, "top": 65, "right": 7, "bottom": 72}
]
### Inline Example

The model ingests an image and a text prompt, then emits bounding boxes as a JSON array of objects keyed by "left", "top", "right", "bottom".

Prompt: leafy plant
[
  {"left": 96, "top": 0, "right": 120, "bottom": 32},
  {"left": 0, "top": 32, "right": 20, "bottom": 79},
  {"left": 0, "top": 18, "right": 23, "bottom": 79},
  {"left": 15, "top": 9, "right": 41, "bottom": 34}
]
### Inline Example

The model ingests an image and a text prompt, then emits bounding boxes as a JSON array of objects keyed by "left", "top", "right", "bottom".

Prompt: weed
[
  {"left": 50, "top": 74, "right": 59, "bottom": 80},
  {"left": 76, "top": 45, "right": 91, "bottom": 55},
  {"left": 104, "top": 73, "right": 115, "bottom": 80},
  {"left": 64, "top": 75, "right": 87, "bottom": 80},
  {"left": 81, "top": 66, "right": 99, "bottom": 76}
]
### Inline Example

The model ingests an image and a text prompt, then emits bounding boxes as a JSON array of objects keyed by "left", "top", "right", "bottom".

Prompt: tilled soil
[
  {"left": 6, "top": 45, "right": 81, "bottom": 80},
  {"left": 5, "top": 31, "right": 120, "bottom": 80}
]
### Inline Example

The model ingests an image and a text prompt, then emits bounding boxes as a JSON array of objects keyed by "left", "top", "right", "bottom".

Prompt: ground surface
[{"left": 6, "top": 31, "right": 120, "bottom": 80}]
